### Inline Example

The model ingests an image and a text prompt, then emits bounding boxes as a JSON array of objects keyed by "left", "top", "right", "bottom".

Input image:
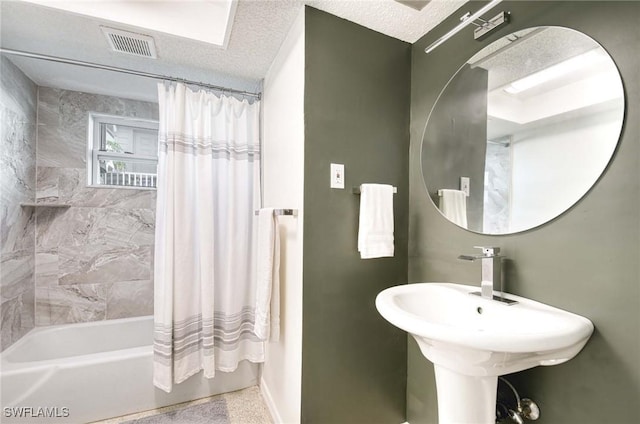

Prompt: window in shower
[{"left": 87, "top": 113, "right": 159, "bottom": 188}]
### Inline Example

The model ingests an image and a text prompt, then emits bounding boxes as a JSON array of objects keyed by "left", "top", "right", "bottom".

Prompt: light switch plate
[
  {"left": 330, "top": 163, "right": 345, "bottom": 189},
  {"left": 460, "top": 177, "right": 470, "bottom": 197}
]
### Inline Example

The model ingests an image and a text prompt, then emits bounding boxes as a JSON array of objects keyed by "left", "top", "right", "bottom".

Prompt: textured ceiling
[
  {"left": 0, "top": 0, "right": 468, "bottom": 101},
  {"left": 309, "top": 0, "right": 468, "bottom": 43}
]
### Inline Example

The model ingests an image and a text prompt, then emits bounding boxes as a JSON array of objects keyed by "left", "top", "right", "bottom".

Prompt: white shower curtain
[{"left": 153, "top": 83, "right": 263, "bottom": 393}]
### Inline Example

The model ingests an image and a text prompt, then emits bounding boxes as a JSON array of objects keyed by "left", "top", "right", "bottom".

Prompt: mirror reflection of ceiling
[
  {"left": 0, "top": 0, "right": 467, "bottom": 102},
  {"left": 466, "top": 27, "right": 622, "bottom": 141},
  {"left": 469, "top": 27, "right": 599, "bottom": 90}
]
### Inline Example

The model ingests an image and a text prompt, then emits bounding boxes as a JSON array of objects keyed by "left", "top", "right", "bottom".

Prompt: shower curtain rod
[{"left": 0, "top": 48, "right": 262, "bottom": 100}]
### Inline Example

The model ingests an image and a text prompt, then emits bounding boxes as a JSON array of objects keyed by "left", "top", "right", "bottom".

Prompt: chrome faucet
[{"left": 458, "top": 246, "right": 516, "bottom": 305}]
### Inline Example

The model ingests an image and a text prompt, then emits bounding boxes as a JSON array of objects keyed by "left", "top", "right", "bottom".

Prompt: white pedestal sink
[{"left": 376, "top": 283, "right": 594, "bottom": 424}]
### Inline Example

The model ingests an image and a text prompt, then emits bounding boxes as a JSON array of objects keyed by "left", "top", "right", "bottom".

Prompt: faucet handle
[{"left": 473, "top": 246, "right": 501, "bottom": 256}]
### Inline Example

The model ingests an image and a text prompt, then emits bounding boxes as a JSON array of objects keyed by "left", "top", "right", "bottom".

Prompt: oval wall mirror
[{"left": 421, "top": 26, "right": 625, "bottom": 235}]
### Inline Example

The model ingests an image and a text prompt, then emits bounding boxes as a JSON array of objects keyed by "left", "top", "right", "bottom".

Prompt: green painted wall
[
  {"left": 408, "top": 2, "right": 639, "bottom": 423},
  {"left": 301, "top": 7, "right": 410, "bottom": 423}
]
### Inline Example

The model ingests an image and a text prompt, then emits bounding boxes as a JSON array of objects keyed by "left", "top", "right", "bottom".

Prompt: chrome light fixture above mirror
[
  {"left": 424, "top": 0, "right": 507, "bottom": 54},
  {"left": 421, "top": 26, "right": 625, "bottom": 235}
]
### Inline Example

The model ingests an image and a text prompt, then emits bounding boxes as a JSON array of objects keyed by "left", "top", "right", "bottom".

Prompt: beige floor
[{"left": 93, "top": 386, "right": 272, "bottom": 424}]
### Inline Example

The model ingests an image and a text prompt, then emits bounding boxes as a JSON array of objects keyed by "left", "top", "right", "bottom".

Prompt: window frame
[{"left": 87, "top": 112, "right": 160, "bottom": 190}]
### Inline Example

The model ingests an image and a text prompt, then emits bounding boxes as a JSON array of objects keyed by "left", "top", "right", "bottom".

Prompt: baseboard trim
[{"left": 259, "top": 378, "right": 283, "bottom": 424}]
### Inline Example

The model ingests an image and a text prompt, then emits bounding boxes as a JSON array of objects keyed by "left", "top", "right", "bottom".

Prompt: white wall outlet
[
  {"left": 460, "top": 176, "right": 470, "bottom": 197},
  {"left": 330, "top": 163, "right": 345, "bottom": 189}
]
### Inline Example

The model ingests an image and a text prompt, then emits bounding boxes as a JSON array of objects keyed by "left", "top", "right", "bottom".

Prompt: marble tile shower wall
[
  {"left": 483, "top": 142, "right": 511, "bottom": 233},
  {"left": 0, "top": 57, "right": 37, "bottom": 350},
  {"left": 34, "top": 87, "right": 158, "bottom": 326}
]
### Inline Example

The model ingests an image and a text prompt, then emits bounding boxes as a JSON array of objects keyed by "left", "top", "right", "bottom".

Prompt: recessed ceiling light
[{"left": 21, "top": 0, "right": 237, "bottom": 47}]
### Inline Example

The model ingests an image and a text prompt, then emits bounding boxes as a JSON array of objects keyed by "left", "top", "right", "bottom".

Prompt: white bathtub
[{"left": 0, "top": 316, "right": 259, "bottom": 423}]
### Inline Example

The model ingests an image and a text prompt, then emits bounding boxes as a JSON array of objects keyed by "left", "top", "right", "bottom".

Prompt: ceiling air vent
[{"left": 101, "top": 26, "right": 157, "bottom": 58}]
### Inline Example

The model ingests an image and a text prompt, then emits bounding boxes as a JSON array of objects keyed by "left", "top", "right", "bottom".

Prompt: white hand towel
[
  {"left": 438, "top": 189, "right": 468, "bottom": 229},
  {"left": 254, "top": 208, "right": 280, "bottom": 342},
  {"left": 358, "top": 184, "right": 395, "bottom": 259}
]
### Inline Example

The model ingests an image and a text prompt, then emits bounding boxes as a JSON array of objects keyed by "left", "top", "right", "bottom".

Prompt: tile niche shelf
[{"left": 20, "top": 202, "right": 71, "bottom": 208}]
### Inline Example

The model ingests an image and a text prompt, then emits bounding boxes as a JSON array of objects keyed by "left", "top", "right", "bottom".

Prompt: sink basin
[
  {"left": 376, "top": 282, "right": 594, "bottom": 376},
  {"left": 376, "top": 283, "right": 594, "bottom": 424}
]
